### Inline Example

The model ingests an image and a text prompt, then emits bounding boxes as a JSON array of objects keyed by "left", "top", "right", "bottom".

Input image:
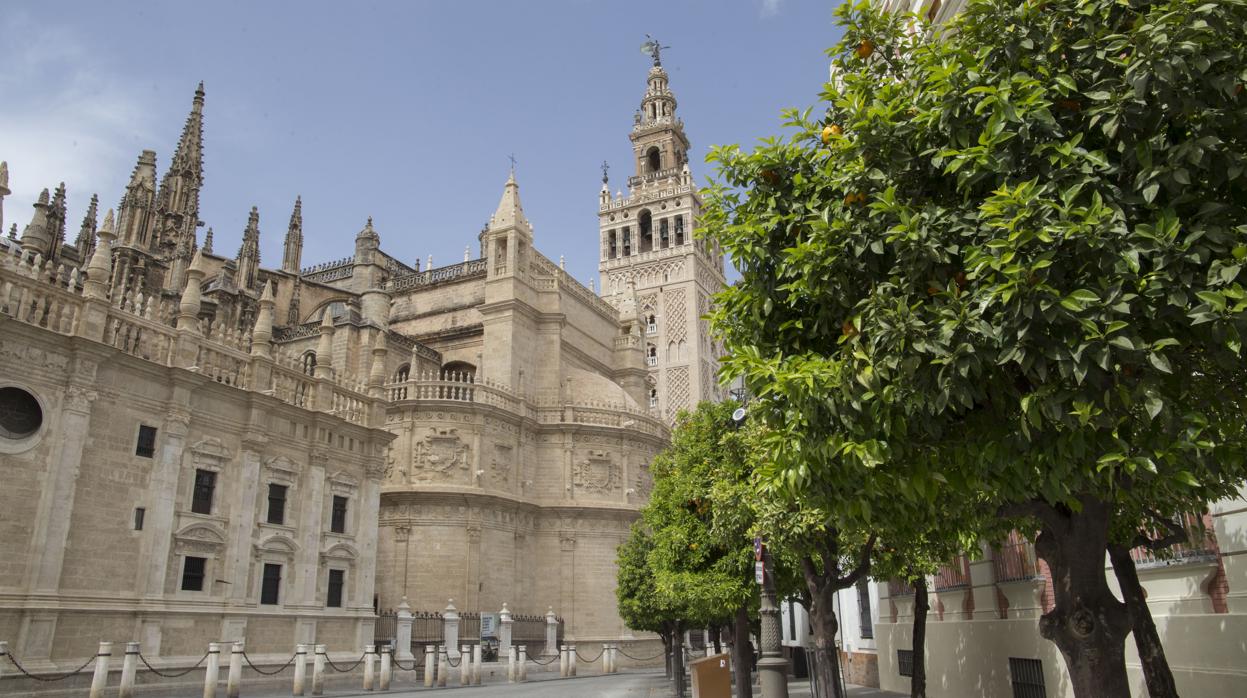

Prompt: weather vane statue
[{"left": 640, "top": 35, "right": 669, "bottom": 66}]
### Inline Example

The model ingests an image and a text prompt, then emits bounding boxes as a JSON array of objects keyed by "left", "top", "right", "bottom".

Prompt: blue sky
[{"left": 0, "top": 0, "right": 845, "bottom": 286}]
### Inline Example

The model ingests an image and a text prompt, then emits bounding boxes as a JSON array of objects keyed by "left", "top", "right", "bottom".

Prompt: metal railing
[{"left": 994, "top": 531, "right": 1042, "bottom": 583}]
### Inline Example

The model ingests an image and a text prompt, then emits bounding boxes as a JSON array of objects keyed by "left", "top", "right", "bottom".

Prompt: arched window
[
  {"left": 302, "top": 351, "right": 317, "bottom": 377},
  {"left": 649, "top": 389, "right": 658, "bottom": 409},
  {"left": 646, "top": 315, "right": 657, "bottom": 335},
  {"left": 675, "top": 216, "right": 685, "bottom": 245},
  {"left": 442, "top": 361, "right": 477, "bottom": 380},
  {"left": 394, "top": 364, "right": 410, "bottom": 382},
  {"left": 647, "top": 345, "right": 658, "bottom": 367},
  {"left": 639, "top": 210, "right": 653, "bottom": 253},
  {"left": 646, "top": 146, "right": 661, "bottom": 173}
]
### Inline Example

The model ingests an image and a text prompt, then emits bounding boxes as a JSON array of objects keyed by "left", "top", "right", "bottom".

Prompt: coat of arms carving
[
  {"left": 412, "top": 427, "right": 470, "bottom": 481},
  {"left": 574, "top": 450, "right": 618, "bottom": 493}
]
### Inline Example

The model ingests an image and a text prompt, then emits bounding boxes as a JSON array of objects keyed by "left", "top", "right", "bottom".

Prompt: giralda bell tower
[{"left": 597, "top": 41, "right": 727, "bottom": 422}]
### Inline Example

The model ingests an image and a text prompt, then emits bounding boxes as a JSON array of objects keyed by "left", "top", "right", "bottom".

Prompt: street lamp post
[{"left": 758, "top": 543, "right": 789, "bottom": 698}]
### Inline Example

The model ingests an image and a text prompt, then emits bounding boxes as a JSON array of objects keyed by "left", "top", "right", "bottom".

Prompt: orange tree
[{"left": 701, "top": 2, "right": 1247, "bottom": 697}]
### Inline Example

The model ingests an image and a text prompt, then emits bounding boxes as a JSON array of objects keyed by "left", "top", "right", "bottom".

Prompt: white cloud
[
  {"left": 0, "top": 11, "right": 159, "bottom": 239},
  {"left": 760, "top": 0, "right": 784, "bottom": 18}
]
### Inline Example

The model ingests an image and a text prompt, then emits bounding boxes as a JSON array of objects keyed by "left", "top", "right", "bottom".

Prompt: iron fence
[{"left": 934, "top": 555, "right": 971, "bottom": 590}]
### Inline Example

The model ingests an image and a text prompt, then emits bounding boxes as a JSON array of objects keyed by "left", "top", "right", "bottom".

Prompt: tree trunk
[
  {"left": 673, "top": 624, "right": 687, "bottom": 698},
  {"left": 911, "top": 577, "right": 929, "bottom": 698},
  {"left": 663, "top": 628, "right": 673, "bottom": 679},
  {"left": 1109, "top": 543, "right": 1180, "bottom": 698},
  {"left": 805, "top": 575, "right": 843, "bottom": 698},
  {"left": 712, "top": 624, "right": 723, "bottom": 654},
  {"left": 733, "top": 604, "right": 754, "bottom": 698},
  {"left": 1034, "top": 497, "right": 1132, "bottom": 698}
]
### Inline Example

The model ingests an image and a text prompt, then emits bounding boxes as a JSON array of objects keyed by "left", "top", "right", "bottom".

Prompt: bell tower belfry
[{"left": 597, "top": 42, "right": 727, "bottom": 422}]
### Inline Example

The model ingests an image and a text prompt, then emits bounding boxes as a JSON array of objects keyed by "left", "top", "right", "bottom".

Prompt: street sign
[{"left": 755, "top": 560, "right": 765, "bottom": 585}]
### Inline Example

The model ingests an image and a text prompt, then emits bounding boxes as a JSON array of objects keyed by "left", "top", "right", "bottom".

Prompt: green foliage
[
  {"left": 702, "top": 0, "right": 1247, "bottom": 549},
  {"left": 641, "top": 401, "right": 762, "bottom": 626},
  {"left": 616, "top": 524, "right": 679, "bottom": 635}
]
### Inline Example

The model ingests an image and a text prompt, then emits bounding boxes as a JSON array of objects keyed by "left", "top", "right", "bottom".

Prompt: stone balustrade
[{"left": 0, "top": 245, "right": 379, "bottom": 428}]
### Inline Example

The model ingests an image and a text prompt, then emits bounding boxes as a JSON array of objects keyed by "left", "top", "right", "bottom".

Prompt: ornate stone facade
[{"left": 0, "top": 58, "right": 674, "bottom": 665}]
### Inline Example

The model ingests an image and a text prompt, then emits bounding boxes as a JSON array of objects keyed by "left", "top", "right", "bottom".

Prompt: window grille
[
  {"left": 260, "top": 563, "right": 282, "bottom": 605},
  {"left": 191, "top": 469, "right": 216, "bottom": 515},
  {"left": 134, "top": 507, "right": 145, "bottom": 531},
  {"left": 331, "top": 496, "right": 348, "bottom": 534},
  {"left": 857, "top": 577, "right": 874, "bottom": 639},
  {"left": 267, "top": 484, "right": 288, "bottom": 525},
  {"left": 327, "top": 569, "right": 345, "bottom": 608},
  {"left": 181, "top": 556, "right": 206, "bottom": 591},
  {"left": 897, "top": 649, "right": 914, "bottom": 677},
  {"left": 1009, "top": 658, "right": 1046, "bottom": 698},
  {"left": 135, "top": 425, "right": 157, "bottom": 458}
]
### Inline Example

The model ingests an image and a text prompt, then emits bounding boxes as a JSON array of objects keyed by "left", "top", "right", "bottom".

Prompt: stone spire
[
  {"left": 236, "top": 206, "right": 261, "bottom": 291},
  {"left": 19, "top": 188, "right": 52, "bottom": 256},
  {"left": 75, "top": 193, "right": 99, "bottom": 259},
  {"left": 203, "top": 227, "right": 214, "bottom": 254},
  {"left": 48, "top": 182, "right": 68, "bottom": 259},
  {"left": 0, "top": 161, "right": 10, "bottom": 236},
  {"left": 282, "top": 196, "right": 303, "bottom": 273},
  {"left": 116, "top": 150, "right": 159, "bottom": 247},
  {"left": 83, "top": 209, "right": 116, "bottom": 301},
  {"left": 487, "top": 170, "right": 532, "bottom": 238},
  {"left": 156, "top": 83, "right": 206, "bottom": 282}
]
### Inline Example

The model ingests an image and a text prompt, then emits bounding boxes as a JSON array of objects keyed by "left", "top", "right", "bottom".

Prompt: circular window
[{"left": 0, "top": 387, "right": 43, "bottom": 440}]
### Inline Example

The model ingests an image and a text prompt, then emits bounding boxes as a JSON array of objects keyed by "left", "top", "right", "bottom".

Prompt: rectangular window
[
  {"left": 134, "top": 507, "right": 145, "bottom": 531},
  {"left": 327, "top": 569, "right": 345, "bottom": 608},
  {"left": 609, "top": 231, "right": 618, "bottom": 259},
  {"left": 191, "top": 469, "right": 216, "bottom": 515},
  {"left": 260, "top": 563, "right": 282, "bottom": 605},
  {"left": 897, "top": 649, "right": 914, "bottom": 677},
  {"left": 267, "top": 484, "right": 287, "bottom": 525},
  {"left": 660, "top": 218, "right": 669, "bottom": 247},
  {"left": 135, "top": 424, "right": 157, "bottom": 458},
  {"left": 857, "top": 577, "right": 874, "bottom": 639},
  {"left": 675, "top": 216, "right": 685, "bottom": 245},
  {"left": 1009, "top": 658, "right": 1046, "bottom": 698},
  {"left": 623, "top": 228, "right": 631, "bottom": 256},
  {"left": 331, "top": 496, "right": 348, "bottom": 534},
  {"left": 181, "top": 556, "right": 206, "bottom": 591}
]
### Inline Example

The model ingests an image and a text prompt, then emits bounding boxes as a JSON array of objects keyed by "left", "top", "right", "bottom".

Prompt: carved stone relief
[
  {"left": 573, "top": 449, "right": 619, "bottom": 494},
  {"left": 411, "top": 427, "right": 471, "bottom": 482}
]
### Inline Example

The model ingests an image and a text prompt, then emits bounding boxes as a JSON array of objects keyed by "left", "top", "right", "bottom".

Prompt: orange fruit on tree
[{"left": 856, "top": 40, "right": 874, "bottom": 59}]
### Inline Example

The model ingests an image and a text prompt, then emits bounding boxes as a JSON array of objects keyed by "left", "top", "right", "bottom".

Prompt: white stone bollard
[
  {"left": 472, "top": 643, "right": 482, "bottom": 685},
  {"left": 119, "top": 642, "right": 139, "bottom": 698},
  {"left": 507, "top": 646, "right": 517, "bottom": 683},
  {"left": 312, "top": 644, "right": 326, "bottom": 696},
  {"left": 569, "top": 643, "right": 577, "bottom": 677},
  {"left": 423, "top": 646, "right": 435, "bottom": 687},
  {"left": 379, "top": 646, "right": 392, "bottom": 691},
  {"left": 518, "top": 645, "right": 528, "bottom": 682},
  {"left": 363, "top": 644, "right": 376, "bottom": 690},
  {"left": 602, "top": 643, "right": 610, "bottom": 676},
  {"left": 203, "top": 642, "right": 222, "bottom": 698},
  {"left": 89, "top": 641, "right": 112, "bottom": 698},
  {"left": 443, "top": 601, "right": 460, "bottom": 660},
  {"left": 226, "top": 641, "right": 243, "bottom": 698},
  {"left": 395, "top": 598, "right": 414, "bottom": 663},
  {"left": 437, "top": 645, "right": 448, "bottom": 687},
  {"left": 611, "top": 644, "right": 618, "bottom": 674},
  {"left": 498, "top": 603, "right": 513, "bottom": 661},
  {"left": 545, "top": 608, "right": 559, "bottom": 657},
  {"left": 559, "top": 644, "right": 568, "bottom": 677},
  {"left": 459, "top": 644, "right": 470, "bottom": 685},
  {"left": 0, "top": 641, "right": 8, "bottom": 682},
  {"left": 293, "top": 644, "right": 307, "bottom": 695}
]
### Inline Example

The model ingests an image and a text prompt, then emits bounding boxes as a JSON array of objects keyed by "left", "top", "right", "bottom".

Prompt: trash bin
[{"left": 689, "top": 652, "right": 733, "bottom": 698}]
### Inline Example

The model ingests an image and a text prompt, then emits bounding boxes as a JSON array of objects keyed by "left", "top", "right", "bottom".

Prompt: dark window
[
  {"left": 639, "top": 211, "right": 653, "bottom": 252},
  {"left": 1009, "top": 658, "right": 1046, "bottom": 698},
  {"left": 327, "top": 569, "right": 345, "bottom": 608},
  {"left": 302, "top": 352, "right": 317, "bottom": 377},
  {"left": 135, "top": 424, "right": 157, "bottom": 458},
  {"left": 267, "top": 484, "right": 287, "bottom": 525},
  {"left": 260, "top": 563, "right": 282, "bottom": 605},
  {"left": 331, "top": 496, "right": 348, "bottom": 534},
  {"left": 622, "top": 227, "right": 631, "bottom": 256},
  {"left": 181, "top": 556, "right": 206, "bottom": 591},
  {"left": 191, "top": 469, "right": 216, "bottom": 515},
  {"left": 134, "top": 507, "right": 145, "bottom": 531},
  {"left": 857, "top": 577, "right": 873, "bottom": 639},
  {"left": 646, "top": 146, "right": 661, "bottom": 172},
  {"left": 675, "top": 216, "right": 685, "bottom": 245},
  {"left": 660, "top": 218, "right": 669, "bottom": 247},
  {"left": 897, "top": 649, "right": 914, "bottom": 677},
  {"left": 0, "top": 386, "right": 43, "bottom": 439}
]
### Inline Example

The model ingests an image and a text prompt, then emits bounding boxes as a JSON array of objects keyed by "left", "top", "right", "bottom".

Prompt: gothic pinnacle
[{"left": 203, "top": 227, "right": 214, "bottom": 253}]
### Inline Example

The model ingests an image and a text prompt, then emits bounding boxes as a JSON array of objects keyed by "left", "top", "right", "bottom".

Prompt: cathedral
[{"left": 0, "top": 53, "right": 721, "bottom": 670}]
